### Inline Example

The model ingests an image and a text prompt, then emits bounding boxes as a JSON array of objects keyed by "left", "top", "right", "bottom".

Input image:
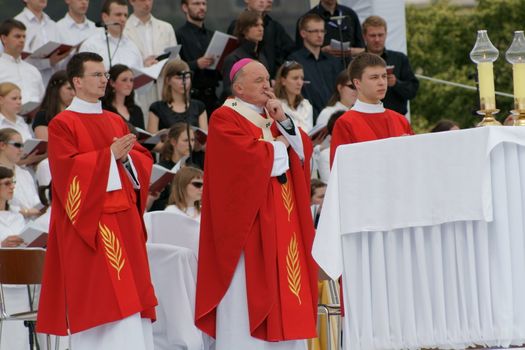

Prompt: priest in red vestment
[
  {"left": 330, "top": 52, "right": 414, "bottom": 166},
  {"left": 36, "top": 52, "right": 157, "bottom": 349},
  {"left": 195, "top": 59, "right": 318, "bottom": 349}
]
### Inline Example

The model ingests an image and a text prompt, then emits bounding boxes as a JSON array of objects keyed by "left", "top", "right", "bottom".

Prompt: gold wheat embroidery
[
  {"left": 280, "top": 180, "right": 294, "bottom": 222},
  {"left": 99, "top": 223, "right": 126, "bottom": 280},
  {"left": 286, "top": 232, "right": 302, "bottom": 305},
  {"left": 66, "top": 176, "right": 81, "bottom": 224}
]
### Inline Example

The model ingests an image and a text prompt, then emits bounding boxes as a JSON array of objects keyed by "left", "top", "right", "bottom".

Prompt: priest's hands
[
  {"left": 111, "top": 134, "right": 136, "bottom": 161},
  {"left": 264, "top": 91, "right": 286, "bottom": 122}
]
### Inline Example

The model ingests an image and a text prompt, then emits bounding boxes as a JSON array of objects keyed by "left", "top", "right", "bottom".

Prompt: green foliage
[{"left": 407, "top": 0, "right": 525, "bottom": 130}]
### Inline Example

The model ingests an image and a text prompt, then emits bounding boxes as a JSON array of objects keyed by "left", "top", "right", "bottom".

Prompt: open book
[
  {"left": 20, "top": 222, "right": 48, "bottom": 248},
  {"left": 204, "top": 31, "right": 239, "bottom": 71},
  {"left": 191, "top": 126, "right": 208, "bottom": 145},
  {"left": 20, "top": 101, "right": 40, "bottom": 116},
  {"left": 330, "top": 39, "right": 350, "bottom": 51},
  {"left": 22, "top": 138, "right": 48, "bottom": 159},
  {"left": 135, "top": 128, "right": 168, "bottom": 149},
  {"left": 308, "top": 123, "right": 328, "bottom": 141},
  {"left": 149, "top": 157, "right": 187, "bottom": 194},
  {"left": 22, "top": 39, "right": 82, "bottom": 60}
]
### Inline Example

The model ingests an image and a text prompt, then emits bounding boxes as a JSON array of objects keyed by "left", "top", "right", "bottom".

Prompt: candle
[
  {"left": 477, "top": 62, "right": 496, "bottom": 110},
  {"left": 513, "top": 63, "right": 525, "bottom": 109}
]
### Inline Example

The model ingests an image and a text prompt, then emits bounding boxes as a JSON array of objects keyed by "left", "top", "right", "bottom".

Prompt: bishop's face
[{"left": 233, "top": 61, "right": 271, "bottom": 107}]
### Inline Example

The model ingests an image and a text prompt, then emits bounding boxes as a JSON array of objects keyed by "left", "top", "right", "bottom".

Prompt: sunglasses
[
  {"left": 190, "top": 181, "right": 203, "bottom": 189},
  {"left": 6, "top": 141, "right": 23, "bottom": 149}
]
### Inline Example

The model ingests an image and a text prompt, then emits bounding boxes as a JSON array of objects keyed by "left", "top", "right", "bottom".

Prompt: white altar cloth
[{"left": 313, "top": 127, "right": 525, "bottom": 349}]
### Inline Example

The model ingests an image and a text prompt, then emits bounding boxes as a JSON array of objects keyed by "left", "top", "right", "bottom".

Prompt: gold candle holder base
[
  {"left": 476, "top": 109, "right": 501, "bottom": 127},
  {"left": 508, "top": 110, "right": 525, "bottom": 126}
]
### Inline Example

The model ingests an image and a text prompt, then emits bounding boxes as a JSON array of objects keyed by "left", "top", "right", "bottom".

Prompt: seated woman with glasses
[
  {"left": 0, "top": 128, "right": 44, "bottom": 220},
  {"left": 0, "top": 166, "right": 24, "bottom": 247},
  {"left": 101, "top": 64, "right": 145, "bottom": 131},
  {"left": 274, "top": 61, "right": 313, "bottom": 132},
  {"left": 221, "top": 10, "right": 269, "bottom": 99},
  {"left": 147, "top": 60, "right": 207, "bottom": 134},
  {"left": 316, "top": 70, "right": 357, "bottom": 127},
  {"left": 32, "top": 70, "right": 75, "bottom": 141},
  {"left": 165, "top": 166, "right": 203, "bottom": 222}
]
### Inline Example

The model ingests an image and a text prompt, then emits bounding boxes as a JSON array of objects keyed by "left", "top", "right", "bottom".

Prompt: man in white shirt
[
  {"left": 125, "top": 0, "right": 177, "bottom": 66},
  {"left": 14, "top": 0, "right": 71, "bottom": 85},
  {"left": 125, "top": 0, "right": 178, "bottom": 120},
  {"left": 79, "top": 0, "right": 143, "bottom": 70},
  {"left": 57, "top": 0, "right": 97, "bottom": 46},
  {"left": 0, "top": 19, "right": 45, "bottom": 104}
]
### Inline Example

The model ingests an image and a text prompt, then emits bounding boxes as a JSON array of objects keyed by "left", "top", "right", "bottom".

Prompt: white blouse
[
  {"left": 11, "top": 164, "right": 41, "bottom": 213},
  {"left": 0, "top": 210, "right": 25, "bottom": 242},
  {"left": 164, "top": 204, "right": 201, "bottom": 222},
  {"left": 280, "top": 98, "right": 314, "bottom": 133}
]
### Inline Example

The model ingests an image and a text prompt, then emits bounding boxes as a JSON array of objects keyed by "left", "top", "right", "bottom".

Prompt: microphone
[{"left": 95, "top": 21, "right": 121, "bottom": 28}]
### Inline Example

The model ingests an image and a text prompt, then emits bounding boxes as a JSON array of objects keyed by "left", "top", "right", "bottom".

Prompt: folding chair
[{"left": 0, "top": 248, "right": 58, "bottom": 350}]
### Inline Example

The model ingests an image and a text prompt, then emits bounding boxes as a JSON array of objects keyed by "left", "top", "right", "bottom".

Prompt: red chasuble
[
  {"left": 37, "top": 110, "right": 157, "bottom": 335},
  {"left": 195, "top": 105, "right": 318, "bottom": 341},
  {"left": 330, "top": 109, "right": 414, "bottom": 166}
]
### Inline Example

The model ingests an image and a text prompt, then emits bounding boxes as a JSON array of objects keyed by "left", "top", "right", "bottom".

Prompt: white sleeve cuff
[
  {"left": 269, "top": 141, "right": 289, "bottom": 176},
  {"left": 276, "top": 121, "right": 305, "bottom": 161},
  {"left": 107, "top": 150, "right": 122, "bottom": 192}
]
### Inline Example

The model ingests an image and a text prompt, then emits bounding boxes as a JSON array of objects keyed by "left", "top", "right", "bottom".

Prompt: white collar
[
  {"left": 64, "top": 12, "right": 90, "bottom": 29},
  {"left": 0, "top": 53, "right": 21, "bottom": 63},
  {"left": 334, "top": 101, "right": 351, "bottom": 110},
  {"left": 22, "top": 7, "right": 50, "bottom": 24},
  {"left": 67, "top": 97, "right": 102, "bottom": 114},
  {"left": 351, "top": 99, "right": 385, "bottom": 114},
  {"left": 235, "top": 97, "right": 264, "bottom": 114},
  {"left": 129, "top": 13, "right": 153, "bottom": 27},
  {"left": 0, "top": 113, "right": 21, "bottom": 125}
]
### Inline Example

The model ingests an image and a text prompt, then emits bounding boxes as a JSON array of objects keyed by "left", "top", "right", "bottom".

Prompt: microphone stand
[
  {"left": 103, "top": 24, "right": 112, "bottom": 68},
  {"left": 181, "top": 72, "right": 194, "bottom": 165},
  {"left": 337, "top": 18, "right": 347, "bottom": 67}
]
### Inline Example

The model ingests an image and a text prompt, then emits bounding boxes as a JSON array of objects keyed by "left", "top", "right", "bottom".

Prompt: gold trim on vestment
[
  {"left": 280, "top": 180, "right": 294, "bottom": 222},
  {"left": 99, "top": 222, "right": 126, "bottom": 280},
  {"left": 66, "top": 176, "right": 81, "bottom": 224},
  {"left": 222, "top": 98, "right": 274, "bottom": 141},
  {"left": 286, "top": 232, "right": 302, "bottom": 305}
]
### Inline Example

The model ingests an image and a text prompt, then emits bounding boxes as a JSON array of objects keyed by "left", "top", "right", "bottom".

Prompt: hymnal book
[
  {"left": 134, "top": 127, "right": 168, "bottom": 148},
  {"left": 20, "top": 223, "right": 48, "bottom": 248},
  {"left": 149, "top": 164, "right": 177, "bottom": 193},
  {"left": 24, "top": 40, "right": 81, "bottom": 60},
  {"left": 204, "top": 31, "right": 239, "bottom": 71},
  {"left": 330, "top": 39, "right": 350, "bottom": 51},
  {"left": 132, "top": 58, "right": 170, "bottom": 89},
  {"left": 308, "top": 123, "right": 328, "bottom": 141},
  {"left": 20, "top": 101, "right": 40, "bottom": 116},
  {"left": 191, "top": 126, "right": 208, "bottom": 145},
  {"left": 22, "top": 138, "right": 48, "bottom": 158},
  {"left": 386, "top": 65, "right": 395, "bottom": 74}
]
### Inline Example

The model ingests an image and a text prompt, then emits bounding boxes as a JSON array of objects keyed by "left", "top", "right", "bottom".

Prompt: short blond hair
[{"left": 362, "top": 15, "right": 387, "bottom": 34}]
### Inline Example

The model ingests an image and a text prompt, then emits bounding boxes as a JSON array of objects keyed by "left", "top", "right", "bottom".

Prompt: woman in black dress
[
  {"left": 32, "top": 70, "right": 75, "bottom": 140},
  {"left": 101, "top": 64, "right": 145, "bottom": 131},
  {"left": 147, "top": 59, "right": 208, "bottom": 133}
]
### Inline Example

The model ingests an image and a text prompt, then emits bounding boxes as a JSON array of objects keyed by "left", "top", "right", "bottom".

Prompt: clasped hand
[{"left": 111, "top": 134, "right": 136, "bottom": 161}]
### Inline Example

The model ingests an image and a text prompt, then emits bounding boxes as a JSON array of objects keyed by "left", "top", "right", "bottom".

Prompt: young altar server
[
  {"left": 330, "top": 52, "right": 413, "bottom": 166},
  {"left": 36, "top": 52, "right": 157, "bottom": 350}
]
